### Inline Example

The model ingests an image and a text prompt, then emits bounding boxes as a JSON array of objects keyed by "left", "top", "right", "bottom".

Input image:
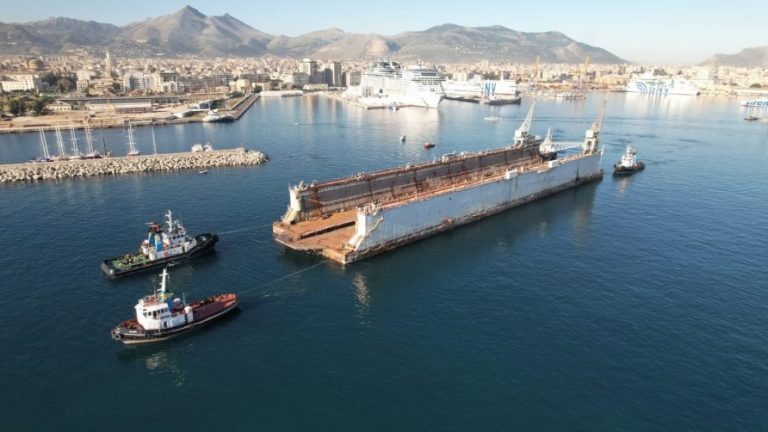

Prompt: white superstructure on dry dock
[{"left": 273, "top": 103, "right": 605, "bottom": 264}]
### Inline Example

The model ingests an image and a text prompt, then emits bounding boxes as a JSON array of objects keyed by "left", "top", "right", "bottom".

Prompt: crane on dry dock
[
  {"left": 583, "top": 99, "right": 606, "bottom": 153},
  {"left": 538, "top": 100, "right": 607, "bottom": 157},
  {"left": 513, "top": 102, "right": 539, "bottom": 147}
]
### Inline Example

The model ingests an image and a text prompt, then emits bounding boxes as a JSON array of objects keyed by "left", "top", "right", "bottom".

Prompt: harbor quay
[
  {"left": 0, "top": 148, "right": 267, "bottom": 183},
  {"left": 0, "top": 93, "right": 261, "bottom": 134}
]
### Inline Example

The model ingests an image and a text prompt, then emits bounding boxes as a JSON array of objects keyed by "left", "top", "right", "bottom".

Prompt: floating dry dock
[{"left": 273, "top": 103, "right": 605, "bottom": 264}]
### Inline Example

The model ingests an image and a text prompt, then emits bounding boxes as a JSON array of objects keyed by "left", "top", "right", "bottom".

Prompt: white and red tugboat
[
  {"left": 101, "top": 210, "right": 218, "bottom": 278},
  {"left": 613, "top": 145, "right": 645, "bottom": 176},
  {"left": 111, "top": 268, "right": 238, "bottom": 344}
]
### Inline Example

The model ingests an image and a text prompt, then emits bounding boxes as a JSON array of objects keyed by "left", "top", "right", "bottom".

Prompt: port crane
[
  {"left": 513, "top": 102, "right": 538, "bottom": 147},
  {"left": 538, "top": 100, "right": 606, "bottom": 156},
  {"left": 583, "top": 99, "right": 606, "bottom": 153}
]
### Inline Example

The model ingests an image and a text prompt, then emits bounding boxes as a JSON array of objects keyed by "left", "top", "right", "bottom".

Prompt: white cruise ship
[
  {"left": 625, "top": 74, "right": 700, "bottom": 95},
  {"left": 354, "top": 60, "right": 446, "bottom": 108}
]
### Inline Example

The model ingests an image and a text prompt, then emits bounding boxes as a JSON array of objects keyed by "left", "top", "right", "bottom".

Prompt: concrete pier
[{"left": 0, "top": 148, "right": 267, "bottom": 183}]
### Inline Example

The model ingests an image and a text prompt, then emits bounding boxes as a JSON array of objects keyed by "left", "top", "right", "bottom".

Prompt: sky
[{"left": 6, "top": 0, "right": 767, "bottom": 64}]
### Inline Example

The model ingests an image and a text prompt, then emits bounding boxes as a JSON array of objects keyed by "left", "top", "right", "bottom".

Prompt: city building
[
  {"left": 345, "top": 71, "right": 361, "bottom": 87},
  {"left": 331, "top": 61, "right": 342, "bottom": 87},
  {"left": 0, "top": 74, "right": 42, "bottom": 92},
  {"left": 300, "top": 58, "right": 319, "bottom": 84},
  {"left": 282, "top": 72, "right": 309, "bottom": 88},
  {"left": 47, "top": 100, "right": 73, "bottom": 112}
]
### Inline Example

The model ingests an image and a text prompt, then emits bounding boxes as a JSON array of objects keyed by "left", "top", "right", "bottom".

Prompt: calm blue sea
[{"left": 1, "top": 94, "right": 767, "bottom": 431}]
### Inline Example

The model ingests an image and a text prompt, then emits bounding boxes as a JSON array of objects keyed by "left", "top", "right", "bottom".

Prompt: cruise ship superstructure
[
  {"left": 273, "top": 103, "right": 606, "bottom": 264},
  {"left": 625, "top": 74, "right": 700, "bottom": 95},
  {"left": 349, "top": 60, "right": 446, "bottom": 108}
]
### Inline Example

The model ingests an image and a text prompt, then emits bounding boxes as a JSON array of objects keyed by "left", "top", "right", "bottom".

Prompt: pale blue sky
[{"left": 7, "top": 1, "right": 767, "bottom": 64}]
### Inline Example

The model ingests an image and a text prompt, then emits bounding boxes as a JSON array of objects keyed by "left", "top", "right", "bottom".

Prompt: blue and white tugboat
[
  {"left": 111, "top": 268, "right": 238, "bottom": 344},
  {"left": 101, "top": 210, "right": 218, "bottom": 278},
  {"left": 613, "top": 145, "right": 645, "bottom": 176}
]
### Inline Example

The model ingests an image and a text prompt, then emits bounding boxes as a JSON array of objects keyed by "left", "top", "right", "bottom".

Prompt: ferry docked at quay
[
  {"left": 344, "top": 60, "right": 446, "bottom": 108},
  {"left": 101, "top": 210, "right": 218, "bottom": 278},
  {"left": 273, "top": 102, "right": 606, "bottom": 265},
  {"left": 443, "top": 79, "right": 523, "bottom": 99},
  {"left": 625, "top": 73, "right": 700, "bottom": 95},
  {"left": 741, "top": 98, "right": 768, "bottom": 108}
]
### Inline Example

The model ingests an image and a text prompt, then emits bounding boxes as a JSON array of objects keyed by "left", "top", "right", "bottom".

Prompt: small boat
[
  {"left": 424, "top": 142, "right": 435, "bottom": 149},
  {"left": 191, "top": 143, "right": 214, "bottom": 152},
  {"left": 744, "top": 115, "right": 759, "bottom": 121},
  {"left": 400, "top": 135, "right": 406, "bottom": 142},
  {"left": 126, "top": 121, "right": 141, "bottom": 156},
  {"left": 202, "top": 111, "right": 234, "bottom": 123},
  {"left": 613, "top": 145, "right": 645, "bottom": 176},
  {"left": 36, "top": 128, "right": 52, "bottom": 162},
  {"left": 101, "top": 210, "right": 218, "bottom": 278},
  {"left": 484, "top": 116, "right": 501, "bottom": 121},
  {"left": 111, "top": 268, "right": 239, "bottom": 344},
  {"left": 199, "top": 170, "right": 208, "bottom": 175}
]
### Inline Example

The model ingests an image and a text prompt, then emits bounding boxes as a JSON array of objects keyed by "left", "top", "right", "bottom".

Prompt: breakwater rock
[{"left": 0, "top": 149, "right": 268, "bottom": 183}]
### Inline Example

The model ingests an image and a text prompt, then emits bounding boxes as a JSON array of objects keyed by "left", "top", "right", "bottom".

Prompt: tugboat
[
  {"left": 111, "top": 268, "right": 238, "bottom": 344},
  {"left": 101, "top": 210, "right": 218, "bottom": 278},
  {"left": 613, "top": 145, "right": 645, "bottom": 176}
]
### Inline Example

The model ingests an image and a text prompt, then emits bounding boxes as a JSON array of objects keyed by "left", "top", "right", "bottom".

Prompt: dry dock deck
[{"left": 273, "top": 145, "right": 547, "bottom": 259}]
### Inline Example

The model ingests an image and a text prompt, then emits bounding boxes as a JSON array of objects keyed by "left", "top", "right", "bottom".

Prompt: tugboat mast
[{"left": 158, "top": 267, "right": 169, "bottom": 298}]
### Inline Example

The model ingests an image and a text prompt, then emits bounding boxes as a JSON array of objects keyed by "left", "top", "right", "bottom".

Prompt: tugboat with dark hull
[
  {"left": 101, "top": 210, "right": 218, "bottom": 278},
  {"left": 613, "top": 145, "right": 645, "bottom": 176},
  {"left": 111, "top": 268, "right": 239, "bottom": 344}
]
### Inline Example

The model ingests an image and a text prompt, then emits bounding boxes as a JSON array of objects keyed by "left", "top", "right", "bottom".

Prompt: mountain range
[
  {"left": 701, "top": 46, "right": 768, "bottom": 67},
  {"left": 0, "top": 6, "right": 625, "bottom": 63}
]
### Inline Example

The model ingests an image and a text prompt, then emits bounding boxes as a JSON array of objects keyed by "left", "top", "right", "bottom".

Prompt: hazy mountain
[
  {"left": 268, "top": 28, "right": 400, "bottom": 59},
  {"left": 701, "top": 46, "right": 768, "bottom": 67},
  {"left": 389, "top": 24, "right": 623, "bottom": 63},
  {"left": 27, "top": 17, "right": 120, "bottom": 45},
  {"left": 119, "top": 6, "right": 272, "bottom": 56},
  {"left": 0, "top": 6, "right": 625, "bottom": 63},
  {"left": 0, "top": 22, "right": 49, "bottom": 54}
]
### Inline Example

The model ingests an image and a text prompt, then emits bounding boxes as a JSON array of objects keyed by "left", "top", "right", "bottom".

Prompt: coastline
[{"left": 0, "top": 93, "right": 260, "bottom": 134}]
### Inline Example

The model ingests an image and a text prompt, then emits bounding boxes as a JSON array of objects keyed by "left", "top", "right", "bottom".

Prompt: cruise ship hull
[
  {"left": 401, "top": 92, "right": 443, "bottom": 108},
  {"left": 273, "top": 150, "right": 603, "bottom": 265},
  {"left": 358, "top": 93, "right": 443, "bottom": 109},
  {"left": 625, "top": 79, "right": 699, "bottom": 96},
  {"left": 741, "top": 99, "right": 768, "bottom": 108}
]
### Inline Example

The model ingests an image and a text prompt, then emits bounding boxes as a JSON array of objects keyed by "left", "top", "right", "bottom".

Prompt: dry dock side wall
[
  {"left": 289, "top": 147, "right": 541, "bottom": 221},
  {"left": 347, "top": 154, "right": 602, "bottom": 260}
]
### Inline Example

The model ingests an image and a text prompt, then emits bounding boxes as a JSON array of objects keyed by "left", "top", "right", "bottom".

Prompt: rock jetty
[{"left": 0, "top": 149, "right": 267, "bottom": 183}]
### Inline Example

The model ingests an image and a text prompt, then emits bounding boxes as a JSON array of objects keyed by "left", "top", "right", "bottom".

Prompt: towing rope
[{"left": 238, "top": 260, "right": 326, "bottom": 296}]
